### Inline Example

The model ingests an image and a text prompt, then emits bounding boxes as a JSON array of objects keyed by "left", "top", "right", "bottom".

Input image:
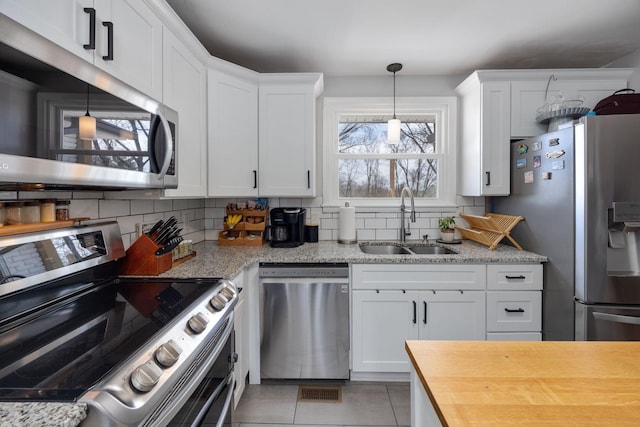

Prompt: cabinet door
[
  {"left": 420, "top": 291, "right": 486, "bottom": 340},
  {"left": 97, "top": 0, "right": 163, "bottom": 100},
  {"left": 258, "top": 83, "right": 316, "bottom": 197},
  {"left": 352, "top": 290, "right": 419, "bottom": 373},
  {"left": 208, "top": 70, "right": 259, "bottom": 197},
  {"left": 0, "top": 0, "right": 95, "bottom": 62},
  {"left": 163, "top": 31, "right": 207, "bottom": 198},
  {"left": 458, "top": 78, "right": 510, "bottom": 196}
]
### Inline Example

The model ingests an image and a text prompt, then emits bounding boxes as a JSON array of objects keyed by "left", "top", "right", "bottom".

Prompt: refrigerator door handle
[
  {"left": 593, "top": 311, "right": 640, "bottom": 326},
  {"left": 485, "top": 171, "right": 491, "bottom": 186}
]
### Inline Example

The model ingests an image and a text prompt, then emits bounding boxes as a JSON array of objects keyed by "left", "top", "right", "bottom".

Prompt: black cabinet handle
[
  {"left": 412, "top": 301, "right": 417, "bottom": 324},
  {"left": 423, "top": 301, "right": 427, "bottom": 324},
  {"left": 307, "top": 170, "right": 311, "bottom": 189},
  {"left": 505, "top": 275, "right": 526, "bottom": 280},
  {"left": 83, "top": 8, "right": 96, "bottom": 50},
  {"left": 102, "top": 21, "right": 114, "bottom": 61},
  {"left": 253, "top": 170, "right": 257, "bottom": 189},
  {"left": 504, "top": 308, "right": 525, "bottom": 313},
  {"left": 485, "top": 171, "right": 491, "bottom": 186}
]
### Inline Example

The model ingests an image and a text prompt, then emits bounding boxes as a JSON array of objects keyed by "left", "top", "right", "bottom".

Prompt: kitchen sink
[
  {"left": 358, "top": 244, "right": 412, "bottom": 255},
  {"left": 404, "top": 245, "right": 457, "bottom": 255},
  {"left": 358, "top": 243, "right": 458, "bottom": 255}
]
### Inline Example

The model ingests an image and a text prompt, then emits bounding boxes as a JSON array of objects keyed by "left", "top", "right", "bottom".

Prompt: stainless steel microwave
[{"left": 0, "top": 14, "right": 177, "bottom": 191}]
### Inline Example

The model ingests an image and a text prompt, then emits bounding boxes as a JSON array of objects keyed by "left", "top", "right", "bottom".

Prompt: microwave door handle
[
  {"left": 592, "top": 311, "right": 640, "bottom": 326},
  {"left": 156, "top": 114, "right": 173, "bottom": 181}
]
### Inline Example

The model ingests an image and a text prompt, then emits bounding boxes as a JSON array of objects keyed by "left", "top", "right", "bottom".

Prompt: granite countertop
[
  {"left": 162, "top": 239, "right": 547, "bottom": 279},
  {"left": 1, "top": 240, "right": 544, "bottom": 425},
  {"left": 0, "top": 402, "right": 87, "bottom": 427}
]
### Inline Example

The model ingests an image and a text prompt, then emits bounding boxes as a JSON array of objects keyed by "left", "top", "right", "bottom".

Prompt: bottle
[
  {"left": 56, "top": 200, "right": 70, "bottom": 221},
  {"left": 22, "top": 200, "right": 41, "bottom": 224},
  {"left": 5, "top": 201, "right": 24, "bottom": 225},
  {"left": 40, "top": 199, "right": 56, "bottom": 223}
]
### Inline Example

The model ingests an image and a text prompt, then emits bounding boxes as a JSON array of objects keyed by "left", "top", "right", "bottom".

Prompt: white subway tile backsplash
[
  {"left": 99, "top": 200, "right": 130, "bottom": 218},
  {"left": 153, "top": 199, "right": 173, "bottom": 213},
  {"left": 365, "top": 218, "right": 386, "bottom": 229},
  {"left": 130, "top": 199, "right": 154, "bottom": 215},
  {"left": 70, "top": 199, "right": 99, "bottom": 219}
]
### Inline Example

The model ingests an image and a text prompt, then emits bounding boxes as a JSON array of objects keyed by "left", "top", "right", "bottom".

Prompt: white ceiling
[{"left": 166, "top": 0, "right": 640, "bottom": 77}]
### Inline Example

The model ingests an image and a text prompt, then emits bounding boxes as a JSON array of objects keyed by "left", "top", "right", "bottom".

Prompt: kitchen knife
[
  {"left": 146, "top": 219, "right": 164, "bottom": 237},
  {"left": 154, "top": 216, "right": 178, "bottom": 239},
  {"left": 155, "top": 226, "right": 174, "bottom": 245},
  {"left": 155, "top": 236, "right": 183, "bottom": 256}
]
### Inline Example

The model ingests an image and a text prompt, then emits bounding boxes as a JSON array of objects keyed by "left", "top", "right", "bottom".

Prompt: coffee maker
[{"left": 269, "top": 208, "right": 305, "bottom": 248}]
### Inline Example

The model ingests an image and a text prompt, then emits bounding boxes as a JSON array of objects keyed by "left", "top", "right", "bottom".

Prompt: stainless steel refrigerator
[{"left": 492, "top": 114, "right": 640, "bottom": 341}]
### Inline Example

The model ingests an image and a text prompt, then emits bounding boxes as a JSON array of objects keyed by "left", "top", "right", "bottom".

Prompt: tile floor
[{"left": 233, "top": 381, "right": 410, "bottom": 427}]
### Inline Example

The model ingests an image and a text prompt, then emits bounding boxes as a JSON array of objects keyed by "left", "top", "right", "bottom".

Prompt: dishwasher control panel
[{"left": 259, "top": 263, "right": 349, "bottom": 278}]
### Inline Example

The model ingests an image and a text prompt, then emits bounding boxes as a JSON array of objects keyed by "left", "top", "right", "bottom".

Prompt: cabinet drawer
[
  {"left": 487, "top": 264, "right": 542, "bottom": 290},
  {"left": 351, "top": 264, "right": 486, "bottom": 291},
  {"left": 486, "top": 332, "right": 541, "bottom": 341},
  {"left": 487, "top": 291, "right": 541, "bottom": 332}
]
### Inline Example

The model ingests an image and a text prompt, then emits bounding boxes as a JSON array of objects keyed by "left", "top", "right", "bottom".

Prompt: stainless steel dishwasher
[{"left": 259, "top": 263, "right": 350, "bottom": 379}]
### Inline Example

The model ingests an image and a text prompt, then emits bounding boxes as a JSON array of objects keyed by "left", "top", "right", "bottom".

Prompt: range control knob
[
  {"left": 210, "top": 295, "right": 227, "bottom": 311},
  {"left": 187, "top": 312, "right": 209, "bottom": 334},
  {"left": 130, "top": 360, "right": 163, "bottom": 393},
  {"left": 219, "top": 286, "right": 235, "bottom": 300},
  {"left": 155, "top": 339, "right": 183, "bottom": 367}
]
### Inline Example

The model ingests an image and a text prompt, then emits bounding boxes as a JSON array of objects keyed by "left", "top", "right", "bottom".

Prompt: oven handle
[{"left": 191, "top": 373, "right": 235, "bottom": 427}]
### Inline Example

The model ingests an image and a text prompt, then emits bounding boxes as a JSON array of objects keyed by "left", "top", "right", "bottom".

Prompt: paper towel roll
[{"left": 338, "top": 202, "right": 356, "bottom": 244}]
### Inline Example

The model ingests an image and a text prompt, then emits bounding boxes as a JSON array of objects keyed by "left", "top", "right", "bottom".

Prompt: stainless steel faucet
[{"left": 400, "top": 186, "right": 416, "bottom": 243}]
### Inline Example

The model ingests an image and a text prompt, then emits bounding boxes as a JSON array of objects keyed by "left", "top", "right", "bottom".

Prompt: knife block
[{"left": 119, "top": 234, "right": 173, "bottom": 275}]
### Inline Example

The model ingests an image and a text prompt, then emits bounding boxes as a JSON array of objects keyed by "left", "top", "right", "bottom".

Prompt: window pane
[
  {"left": 61, "top": 110, "right": 151, "bottom": 171},
  {"left": 338, "top": 158, "right": 438, "bottom": 198},
  {"left": 338, "top": 122, "right": 436, "bottom": 154}
]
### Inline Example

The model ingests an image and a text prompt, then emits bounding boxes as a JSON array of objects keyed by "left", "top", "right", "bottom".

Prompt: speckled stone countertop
[
  {"left": 162, "top": 239, "right": 547, "bottom": 279},
  {"left": 0, "top": 240, "right": 543, "bottom": 425},
  {"left": 0, "top": 402, "right": 87, "bottom": 427}
]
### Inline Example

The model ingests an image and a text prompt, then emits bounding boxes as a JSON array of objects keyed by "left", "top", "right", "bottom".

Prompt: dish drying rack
[{"left": 456, "top": 213, "right": 524, "bottom": 250}]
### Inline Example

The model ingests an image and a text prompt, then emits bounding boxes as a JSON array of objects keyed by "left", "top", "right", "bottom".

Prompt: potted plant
[{"left": 438, "top": 216, "right": 456, "bottom": 242}]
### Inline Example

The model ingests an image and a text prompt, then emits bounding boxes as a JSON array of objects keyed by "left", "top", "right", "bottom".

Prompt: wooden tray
[
  {"left": 218, "top": 230, "right": 265, "bottom": 246},
  {"left": 457, "top": 212, "right": 524, "bottom": 250},
  {"left": 0, "top": 218, "right": 90, "bottom": 237}
]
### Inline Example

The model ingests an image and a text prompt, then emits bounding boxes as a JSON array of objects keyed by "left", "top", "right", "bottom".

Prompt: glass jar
[
  {"left": 22, "top": 200, "right": 41, "bottom": 224},
  {"left": 56, "top": 200, "right": 70, "bottom": 221},
  {"left": 40, "top": 199, "right": 56, "bottom": 223},
  {"left": 5, "top": 201, "right": 24, "bottom": 225}
]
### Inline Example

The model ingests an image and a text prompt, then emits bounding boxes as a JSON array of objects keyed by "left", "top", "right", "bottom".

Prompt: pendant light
[
  {"left": 387, "top": 63, "right": 402, "bottom": 144},
  {"left": 79, "top": 83, "right": 96, "bottom": 140}
]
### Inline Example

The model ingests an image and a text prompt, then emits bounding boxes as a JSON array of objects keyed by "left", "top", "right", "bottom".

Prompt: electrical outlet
[{"left": 136, "top": 221, "right": 158, "bottom": 237}]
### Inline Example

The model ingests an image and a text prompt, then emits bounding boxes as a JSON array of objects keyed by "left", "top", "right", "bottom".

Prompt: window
[{"left": 323, "top": 97, "right": 457, "bottom": 207}]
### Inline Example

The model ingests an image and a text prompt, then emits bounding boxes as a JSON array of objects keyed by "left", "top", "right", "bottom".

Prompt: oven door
[{"left": 165, "top": 330, "right": 236, "bottom": 427}]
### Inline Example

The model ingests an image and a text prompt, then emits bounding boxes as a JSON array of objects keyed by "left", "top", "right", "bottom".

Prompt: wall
[
  {"left": 2, "top": 191, "right": 205, "bottom": 250},
  {"left": 605, "top": 49, "right": 640, "bottom": 89}
]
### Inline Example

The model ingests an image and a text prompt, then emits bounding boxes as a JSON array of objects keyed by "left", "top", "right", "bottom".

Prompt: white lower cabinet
[
  {"left": 486, "top": 264, "right": 543, "bottom": 341},
  {"left": 351, "top": 264, "right": 486, "bottom": 374}
]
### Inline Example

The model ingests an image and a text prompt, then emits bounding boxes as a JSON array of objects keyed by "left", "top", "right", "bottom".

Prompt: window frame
[{"left": 322, "top": 96, "right": 458, "bottom": 208}]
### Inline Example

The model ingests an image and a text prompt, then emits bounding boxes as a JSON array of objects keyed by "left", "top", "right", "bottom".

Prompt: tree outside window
[{"left": 323, "top": 97, "right": 457, "bottom": 208}]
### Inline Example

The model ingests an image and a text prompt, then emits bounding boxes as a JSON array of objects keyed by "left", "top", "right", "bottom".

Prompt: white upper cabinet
[
  {"left": 510, "top": 69, "right": 632, "bottom": 138},
  {"left": 208, "top": 68, "right": 259, "bottom": 197},
  {"left": 162, "top": 30, "right": 207, "bottom": 198},
  {"left": 1, "top": 0, "right": 163, "bottom": 100},
  {"left": 456, "top": 74, "right": 511, "bottom": 196},
  {"left": 258, "top": 74, "right": 323, "bottom": 197},
  {"left": 456, "top": 69, "right": 632, "bottom": 197}
]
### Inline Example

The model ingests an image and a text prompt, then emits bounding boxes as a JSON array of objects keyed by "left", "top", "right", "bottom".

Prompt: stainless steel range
[{"left": 0, "top": 221, "right": 237, "bottom": 426}]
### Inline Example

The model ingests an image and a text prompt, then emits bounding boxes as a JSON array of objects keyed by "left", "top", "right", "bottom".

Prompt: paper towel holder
[{"left": 338, "top": 201, "right": 358, "bottom": 244}]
